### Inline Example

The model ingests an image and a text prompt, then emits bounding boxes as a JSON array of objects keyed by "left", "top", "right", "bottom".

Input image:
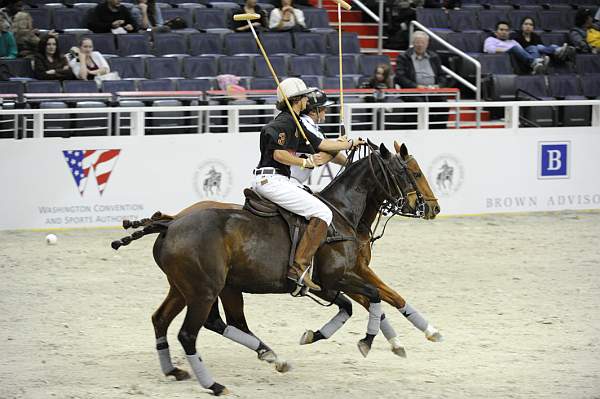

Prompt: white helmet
[{"left": 277, "top": 77, "right": 316, "bottom": 103}]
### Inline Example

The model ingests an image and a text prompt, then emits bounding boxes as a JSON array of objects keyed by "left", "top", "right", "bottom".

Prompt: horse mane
[{"left": 319, "top": 152, "right": 376, "bottom": 197}]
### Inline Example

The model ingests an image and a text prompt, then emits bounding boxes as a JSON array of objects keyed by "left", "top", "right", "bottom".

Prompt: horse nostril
[{"left": 434, "top": 205, "right": 440, "bottom": 214}]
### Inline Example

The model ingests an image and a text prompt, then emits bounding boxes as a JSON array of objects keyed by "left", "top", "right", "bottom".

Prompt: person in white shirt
[
  {"left": 67, "top": 37, "right": 109, "bottom": 80},
  {"left": 291, "top": 89, "right": 347, "bottom": 185},
  {"left": 269, "top": 0, "right": 306, "bottom": 32}
]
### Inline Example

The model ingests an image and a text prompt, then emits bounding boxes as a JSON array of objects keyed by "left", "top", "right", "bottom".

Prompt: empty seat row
[
  {"left": 471, "top": 53, "right": 600, "bottom": 76},
  {"left": 487, "top": 73, "right": 600, "bottom": 100}
]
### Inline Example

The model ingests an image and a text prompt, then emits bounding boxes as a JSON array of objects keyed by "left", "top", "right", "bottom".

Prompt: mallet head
[{"left": 233, "top": 13, "right": 261, "bottom": 21}]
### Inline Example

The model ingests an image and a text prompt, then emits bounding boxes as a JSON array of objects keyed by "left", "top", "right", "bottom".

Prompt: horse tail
[{"left": 112, "top": 211, "right": 173, "bottom": 251}]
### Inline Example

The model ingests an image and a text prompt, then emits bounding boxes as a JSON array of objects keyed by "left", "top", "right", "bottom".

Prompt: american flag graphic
[{"left": 62, "top": 149, "right": 121, "bottom": 196}]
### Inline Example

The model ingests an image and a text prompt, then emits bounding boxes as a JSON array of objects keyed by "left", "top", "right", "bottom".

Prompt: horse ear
[
  {"left": 400, "top": 143, "right": 409, "bottom": 160},
  {"left": 366, "top": 138, "right": 379, "bottom": 150},
  {"left": 380, "top": 143, "right": 391, "bottom": 159},
  {"left": 394, "top": 140, "right": 402, "bottom": 153}
]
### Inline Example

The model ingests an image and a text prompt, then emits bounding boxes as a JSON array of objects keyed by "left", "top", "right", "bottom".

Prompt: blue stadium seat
[
  {"left": 138, "top": 79, "right": 176, "bottom": 91},
  {"left": 254, "top": 55, "right": 285, "bottom": 77},
  {"left": 575, "top": 54, "right": 600, "bottom": 75},
  {"left": 457, "top": 31, "right": 485, "bottom": 53},
  {"left": 515, "top": 75, "right": 549, "bottom": 99},
  {"left": 161, "top": 7, "right": 194, "bottom": 28},
  {"left": 250, "top": 77, "right": 276, "bottom": 90},
  {"left": 108, "top": 57, "right": 145, "bottom": 79},
  {"left": 194, "top": 8, "right": 228, "bottom": 30},
  {"left": 153, "top": 33, "right": 188, "bottom": 56},
  {"left": 188, "top": 33, "right": 223, "bottom": 56},
  {"left": 302, "top": 8, "right": 331, "bottom": 30},
  {"left": 448, "top": 9, "right": 478, "bottom": 32},
  {"left": 300, "top": 75, "right": 322, "bottom": 88},
  {"left": 327, "top": 32, "right": 361, "bottom": 54},
  {"left": 416, "top": 8, "right": 449, "bottom": 30},
  {"left": 541, "top": 32, "right": 569, "bottom": 46},
  {"left": 581, "top": 74, "right": 600, "bottom": 98},
  {"left": 323, "top": 76, "right": 356, "bottom": 89},
  {"left": 324, "top": 54, "right": 358, "bottom": 76},
  {"left": 478, "top": 53, "right": 513, "bottom": 75},
  {"left": 63, "top": 80, "right": 98, "bottom": 93},
  {"left": 28, "top": 8, "right": 52, "bottom": 30},
  {"left": 177, "top": 78, "right": 214, "bottom": 91},
  {"left": 293, "top": 32, "right": 327, "bottom": 55},
  {"left": 539, "top": 10, "right": 571, "bottom": 31},
  {"left": 358, "top": 54, "right": 390, "bottom": 76},
  {"left": 0, "top": 81, "right": 24, "bottom": 99},
  {"left": 259, "top": 32, "right": 294, "bottom": 55},
  {"left": 516, "top": 75, "right": 555, "bottom": 126},
  {"left": 88, "top": 33, "right": 117, "bottom": 56},
  {"left": 223, "top": 33, "right": 259, "bottom": 55},
  {"left": 477, "top": 9, "right": 508, "bottom": 31},
  {"left": 57, "top": 33, "right": 78, "bottom": 54},
  {"left": 2, "top": 59, "right": 34, "bottom": 78},
  {"left": 218, "top": 55, "right": 253, "bottom": 76},
  {"left": 182, "top": 56, "right": 218, "bottom": 78},
  {"left": 289, "top": 55, "right": 323, "bottom": 76},
  {"left": 117, "top": 34, "right": 151, "bottom": 56},
  {"left": 25, "top": 80, "right": 62, "bottom": 93},
  {"left": 548, "top": 74, "right": 584, "bottom": 99},
  {"left": 146, "top": 57, "right": 182, "bottom": 79},
  {"left": 52, "top": 8, "right": 83, "bottom": 30},
  {"left": 101, "top": 79, "right": 137, "bottom": 93}
]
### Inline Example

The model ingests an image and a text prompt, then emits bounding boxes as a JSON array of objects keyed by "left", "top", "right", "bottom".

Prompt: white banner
[{"left": 1, "top": 127, "right": 599, "bottom": 230}]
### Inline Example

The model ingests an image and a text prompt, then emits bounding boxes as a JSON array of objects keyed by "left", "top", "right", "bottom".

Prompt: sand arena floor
[{"left": 1, "top": 211, "right": 599, "bottom": 399}]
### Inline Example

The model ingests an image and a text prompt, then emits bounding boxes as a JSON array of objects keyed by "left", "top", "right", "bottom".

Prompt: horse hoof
[
  {"left": 391, "top": 346, "right": 407, "bottom": 358},
  {"left": 258, "top": 349, "right": 277, "bottom": 363},
  {"left": 427, "top": 331, "right": 444, "bottom": 342},
  {"left": 299, "top": 330, "right": 314, "bottom": 345},
  {"left": 275, "top": 360, "right": 291, "bottom": 373},
  {"left": 166, "top": 367, "right": 190, "bottom": 381},
  {"left": 209, "top": 382, "right": 229, "bottom": 396},
  {"left": 110, "top": 240, "right": 121, "bottom": 250},
  {"left": 357, "top": 339, "right": 371, "bottom": 358},
  {"left": 122, "top": 219, "right": 132, "bottom": 229}
]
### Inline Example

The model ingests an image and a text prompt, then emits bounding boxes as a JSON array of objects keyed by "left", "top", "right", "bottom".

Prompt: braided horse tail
[{"left": 111, "top": 211, "right": 174, "bottom": 250}]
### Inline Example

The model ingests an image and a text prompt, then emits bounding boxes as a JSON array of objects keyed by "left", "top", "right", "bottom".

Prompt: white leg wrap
[
  {"left": 320, "top": 309, "right": 350, "bottom": 338},
  {"left": 156, "top": 337, "right": 175, "bottom": 374},
  {"left": 367, "top": 302, "right": 382, "bottom": 335},
  {"left": 399, "top": 303, "right": 428, "bottom": 332},
  {"left": 380, "top": 316, "right": 398, "bottom": 340},
  {"left": 223, "top": 325, "right": 260, "bottom": 351},
  {"left": 186, "top": 354, "right": 215, "bottom": 389}
]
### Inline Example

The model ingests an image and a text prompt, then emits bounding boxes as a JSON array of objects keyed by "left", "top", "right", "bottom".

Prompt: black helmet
[{"left": 303, "top": 89, "right": 334, "bottom": 114}]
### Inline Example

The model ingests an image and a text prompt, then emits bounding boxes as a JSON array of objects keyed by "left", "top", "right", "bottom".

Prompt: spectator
[
  {"left": 0, "top": 0, "right": 23, "bottom": 31},
  {"left": 88, "top": 0, "right": 138, "bottom": 34},
  {"left": 269, "top": 0, "right": 306, "bottom": 32},
  {"left": 384, "top": 0, "right": 416, "bottom": 50},
  {"left": 512, "top": 17, "right": 575, "bottom": 64},
  {"left": 484, "top": 20, "right": 547, "bottom": 74},
  {"left": 131, "top": 0, "right": 165, "bottom": 31},
  {"left": 362, "top": 63, "right": 394, "bottom": 89},
  {"left": 0, "top": 11, "right": 16, "bottom": 59},
  {"left": 394, "top": 31, "right": 449, "bottom": 129},
  {"left": 12, "top": 11, "right": 41, "bottom": 58},
  {"left": 33, "top": 34, "right": 74, "bottom": 80},
  {"left": 570, "top": 8, "right": 599, "bottom": 54},
  {"left": 231, "top": 0, "right": 267, "bottom": 32},
  {"left": 67, "top": 37, "right": 110, "bottom": 80}
]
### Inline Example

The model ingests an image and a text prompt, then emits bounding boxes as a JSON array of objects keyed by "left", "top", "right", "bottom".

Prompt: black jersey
[{"left": 256, "top": 110, "right": 322, "bottom": 177}]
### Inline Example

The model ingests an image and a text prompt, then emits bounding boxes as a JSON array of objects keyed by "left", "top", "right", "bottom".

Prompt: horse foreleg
[
  {"left": 356, "top": 266, "right": 443, "bottom": 342},
  {"left": 151, "top": 284, "right": 190, "bottom": 381},
  {"left": 299, "top": 290, "right": 353, "bottom": 346},
  {"left": 217, "top": 287, "right": 291, "bottom": 373}
]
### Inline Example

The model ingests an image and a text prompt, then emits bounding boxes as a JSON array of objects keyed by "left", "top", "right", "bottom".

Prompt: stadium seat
[
  {"left": 416, "top": 8, "right": 449, "bottom": 30},
  {"left": 57, "top": 34, "right": 78, "bottom": 54},
  {"left": 575, "top": 54, "right": 600, "bottom": 75},
  {"left": 63, "top": 80, "right": 98, "bottom": 93},
  {"left": 358, "top": 54, "right": 390, "bottom": 76},
  {"left": 448, "top": 10, "right": 478, "bottom": 32},
  {"left": 161, "top": 7, "right": 194, "bottom": 30},
  {"left": 223, "top": 33, "right": 259, "bottom": 55},
  {"left": 539, "top": 10, "right": 571, "bottom": 31},
  {"left": 153, "top": 33, "right": 188, "bottom": 56},
  {"left": 581, "top": 74, "right": 600, "bottom": 99},
  {"left": 254, "top": 55, "right": 285, "bottom": 77},
  {"left": 108, "top": 57, "right": 145, "bottom": 79},
  {"left": 182, "top": 56, "right": 218, "bottom": 78},
  {"left": 293, "top": 32, "right": 328, "bottom": 55},
  {"left": 324, "top": 54, "right": 358, "bottom": 76},
  {"left": 146, "top": 57, "right": 182, "bottom": 79},
  {"left": 289, "top": 55, "right": 323, "bottom": 76},
  {"left": 218, "top": 55, "right": 253, "bottom": 76},
  {"left": 327, "top": 32, "right": 361, "bottom": 54},
  {"left": 28, "top": 8, "right": 52, "bottom": 30},
  {"left": 138, "top": 79, "right": 176, "bottom": 91},
  {"left": 488, "top": 74, "right": 517, "bottom": 101},
  {"left": 0, "top": 81, "right": 24, "bottom": 100},
  {"left": 260, "top": 32, "right": 294, "bottom": 55},
  {"left": 250, "top": 77, "right": 277, "bottom": 90},
  {"left": 515, "top": 75, "right": 554, "bottom": 127},
  {"left": 323, "top": 76, "right": 357, "bottom": 89},
  {"left": 25, "top": 80, "right": 62, "bottom": 93},
  {"left": 548, "top": 75, "right": 590, "bottom": 126},
  {"left": 477, "top": 10, "right": 508, "bottom": 32},
  {"left": 188, "top": 33, "right": 223, "bottom": 56},
  {"left": 478, "top": 53, "right": 513, "bottom": 75},
  {"left": 52, "top": 8, "right": 83, "bottom": 30},
  {"left": 88, "top": 33, "right": 117, "bottom": 56},
  {"left": 117, "top": 34, "right": 151, "bottom": 56},
  {"left": 2, "top": 59, "right": 34, "bottom": 78},
  {"left": 194, "top": 8, "right": 228, "bottom": 30},
  {"left": 177, "top": 78, "right": 214, "bottom": 91},
  {"left": 540, "top": 32, "right": 569, "bottom": 46},
  {"left": 299, "top": 75, "right": 322, "bottom": 88},
  {"left": 302, "top": 8, "right": 331, "bottom": 30},
  {"left": 100, "top": 79, "right": 137, "bottom": 93}
]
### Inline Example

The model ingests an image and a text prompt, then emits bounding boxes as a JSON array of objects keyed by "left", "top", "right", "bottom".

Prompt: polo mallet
[
  {"left": 233, "top": 13, "right": 315, "bottom": 153},
  {"left": 332, "top": 0, "right": 352, "bottom": 136}
]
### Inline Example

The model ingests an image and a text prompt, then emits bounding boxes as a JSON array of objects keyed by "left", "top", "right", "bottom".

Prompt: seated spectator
[
  {"left": 131, "top": 0, "right": 165, "bottom": 31},
  {"left": 0, "top": 11, "right": 16, "bottom": 59},
  {"left": 394, "top": 31, "right": 449, "bottom": 129},
  {"left": 67, "top": 37, "right": 110, "bottom": 80},
  {"left": 484, "top": 20, "right": 547, "bottom": 74},
  {"left": 231, "top": 0, "right": 267, "bottom": 32},
  {"left": 384, "top": 0, "right": 416, "bottom": 50},
  {"left": 12, "top": 11, "right": 43, "bottom": 58},
  {"left": 362, "top": 63, "right": 394, "bottom": 89},
  {"left": 269, "top": 0, "right": 306, "bottom": 32},
  {"left": 0, "top": 0, "right": 23, "bottom": 31},
  {"left": 512, "top": 17, "right": 575, "bottom": 64},
  {"left": 88, "top": 0, "right": 138, "bottom": 34},
  {"left": 34, "top": 34, "right": 74, "bottom": 80},
  {"left": 570, "top": 8, "right": 599, "bottom": 54}
]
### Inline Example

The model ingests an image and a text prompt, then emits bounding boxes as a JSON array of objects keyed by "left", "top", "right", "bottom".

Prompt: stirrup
[{"left": 289, "top": 265, "right": 314, "bottom": 297}]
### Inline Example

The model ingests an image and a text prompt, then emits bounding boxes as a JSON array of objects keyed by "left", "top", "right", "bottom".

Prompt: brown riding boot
[{"left": 288, "top": 218, "right": 328, "bottom": 291}]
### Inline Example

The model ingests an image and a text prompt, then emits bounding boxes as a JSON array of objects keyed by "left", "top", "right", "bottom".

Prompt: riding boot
[{"left": 288, "top": 217, "right": 328, "bottom": 292}]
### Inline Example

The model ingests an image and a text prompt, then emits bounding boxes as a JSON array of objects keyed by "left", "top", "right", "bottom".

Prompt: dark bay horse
[{"left": 112, "top": 141, "right": 441, "bottom": 395}]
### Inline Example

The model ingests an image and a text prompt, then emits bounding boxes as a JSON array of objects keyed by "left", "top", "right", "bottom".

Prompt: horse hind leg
[
  {"left": 217, "top": 287, "right": 291, "bottom": 373},
  {"left": 152, "top": 284, "right": 190, "bottom": 381},
  {"left": 299, "top": 290, "right": 352, "bottom": 346}
]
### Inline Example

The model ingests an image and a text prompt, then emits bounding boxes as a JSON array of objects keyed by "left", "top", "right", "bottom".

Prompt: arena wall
[{"left": 1, "top": 127, "right": 599, "bottom": 229}]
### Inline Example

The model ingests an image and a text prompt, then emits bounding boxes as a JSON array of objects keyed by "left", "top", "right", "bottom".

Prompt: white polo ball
[{"left": 46, "top": 234, "right": 58, "bottom": 245}]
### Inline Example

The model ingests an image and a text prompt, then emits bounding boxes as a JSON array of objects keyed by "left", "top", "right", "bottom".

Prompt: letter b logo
[{"left": 539, "top": 142, "right": 569, "bottom": 179}]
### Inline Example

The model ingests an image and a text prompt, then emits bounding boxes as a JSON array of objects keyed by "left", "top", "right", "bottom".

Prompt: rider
[
  {"left": 252, "top": 77, "right": 363, "bottom": 291},
  {"left": 290, "top": 89, "right": 347, "bottom": 185}
]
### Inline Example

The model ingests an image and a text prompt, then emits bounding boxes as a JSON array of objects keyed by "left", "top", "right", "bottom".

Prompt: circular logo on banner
[
  {"left": 428, "top": 154, "right": 464, "bottom": 197},
  {"left": 193, "top": 159, "right": 233, "bottom": 200}
]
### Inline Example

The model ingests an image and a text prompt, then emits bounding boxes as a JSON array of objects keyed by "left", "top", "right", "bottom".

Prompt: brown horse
[{"left": 112, "top": 141, "right": 441, "bottom": 395}]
